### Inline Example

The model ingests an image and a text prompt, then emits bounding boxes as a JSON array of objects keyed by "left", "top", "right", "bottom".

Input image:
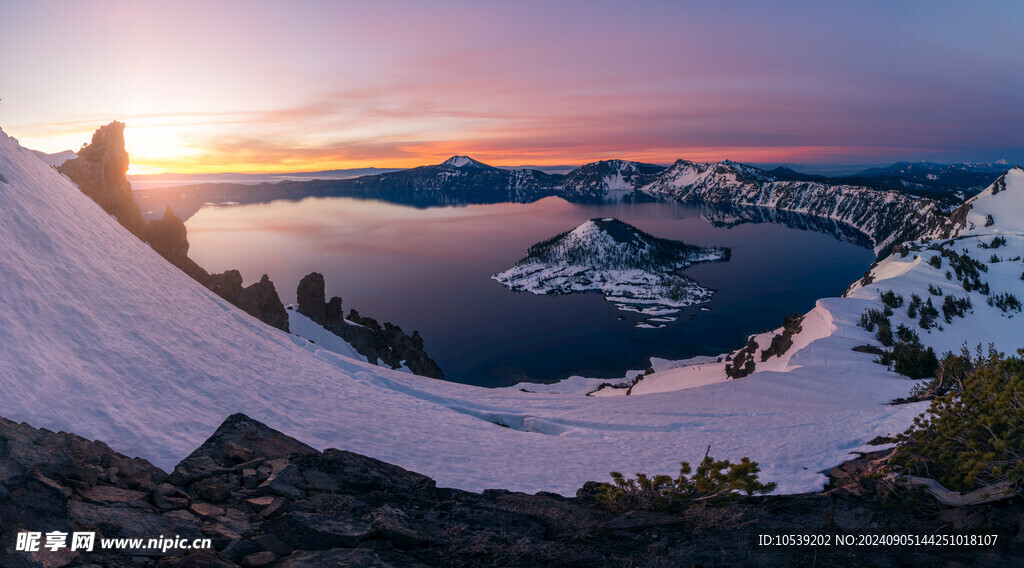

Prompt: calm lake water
[{"left": 185, "top": 196, "right": 874, "bottom": 387}]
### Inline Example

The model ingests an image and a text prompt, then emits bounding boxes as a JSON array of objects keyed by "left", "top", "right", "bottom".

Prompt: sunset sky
[{"left": 2, "top": 0, "right": 1022, "bottom": 174}]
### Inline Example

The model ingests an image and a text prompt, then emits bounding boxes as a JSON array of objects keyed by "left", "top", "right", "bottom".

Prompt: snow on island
[{"left": 492, "top": 218, "right": 729, "bottom": 327}]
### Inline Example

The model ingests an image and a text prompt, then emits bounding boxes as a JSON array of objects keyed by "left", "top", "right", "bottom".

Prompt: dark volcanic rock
[
  {"left": 293, "top": 273, "right": 445, "bottom": 379},
  {"left": 3, "top": 413, "right": 1023, "bottom": 568},
  {"left": 208, "top": 271, "right": 289, "bottom": 332},
  {"left": 262, "top": 512, "right": 371, "bottom": 550},
  {"left": 325, "top": 296, "right": 343, "bottom": 323},
  {"left": 146, "top": 207, "right": 190, "bottom": 261},
  {"left": 295, "top": 272, "right": 327, "bottom": 324},
  {"left": 146, "top": 206, "right": 212, "bottom": 283},
  {"left": 178, "top": 414, "right": 316, "bottom": 471},
  {"left": 57, "top": 121, "right": 147, "bottom": 238}
]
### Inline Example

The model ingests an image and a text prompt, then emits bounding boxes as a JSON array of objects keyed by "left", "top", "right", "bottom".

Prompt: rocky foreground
[{"left": 2, "top": 415, "right": 1022, "bottom": 568}]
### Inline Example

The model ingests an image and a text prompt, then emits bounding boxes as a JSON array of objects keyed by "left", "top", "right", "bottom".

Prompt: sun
[{"left": 123, "top": 123, "right": 202, "bottom": 175}]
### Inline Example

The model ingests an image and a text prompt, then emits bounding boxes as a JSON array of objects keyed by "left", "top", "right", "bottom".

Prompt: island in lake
[{"left": 492, "top": 218, "right": 730, "bottom": 328}]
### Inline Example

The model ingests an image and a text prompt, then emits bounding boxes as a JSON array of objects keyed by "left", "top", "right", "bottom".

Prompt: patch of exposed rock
[
  {"left": 146, "top": 207, "right": 212, "bottom": 284},
  {"left": 2, "top": 414, "right": 1022, "bottom": 567},
  {"left": 57, "top": 121, "right": 147, "bottom": 238},
  {"left": 296, "top": 272, "right": 444, "bottom": 379},
  {"left": 208, "top": 271, "right": 289, "bottom": 332}
]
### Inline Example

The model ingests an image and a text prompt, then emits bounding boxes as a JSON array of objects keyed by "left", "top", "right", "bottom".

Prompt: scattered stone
[
  {"left": 191, "top": 502, "right": 227, "bottom": 520},
  {"left": 262, "top": 512, "right": 372, "bottom": 550},
  {"left": 240, "top": 550, "right": 277, "bottom": 567},
  {"left": 243, "top": 468, "right": 258, "bottom": 490},
  {"left": 257, "top": 463, "right": 302, "bottom": 500},
  {"left": 152, "top": 482, "right": 191, "bottom": 510},
  {"left": 603, "top": 509, "right": 685, "bottom": 531},
  {"left": 194, "top": 478, "right": 235, "bottom": 503},
  {"left": 274, "top": 548, "right": 393, "bottom": 568},
  {"left": 246, "top": 496, "right": 276, "bottom": 508},
  {"left": 77, "top": 484, "right": 148, "bottom": 506},
  {"left": 223, "top": 442, "right": 257, "bottom": 464},
  {"left": 370, "top": 505, "right": 434, "bottom": 545},
  {"left": 259, "top": 497, "right": 290, "bottom": 520},
  {"left": 252, "top": 533, "right": 293, "bottom": 556}
]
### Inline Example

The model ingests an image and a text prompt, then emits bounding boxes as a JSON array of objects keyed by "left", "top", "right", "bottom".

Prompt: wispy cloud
[{"left": 4, "top": 0, "right": 1022, "bottom": 172}]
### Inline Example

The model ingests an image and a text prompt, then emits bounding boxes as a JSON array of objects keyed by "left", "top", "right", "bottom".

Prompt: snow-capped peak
[
  {"left": 950, "top": 166, "right": 1024, "bottom": 237},
  {"left": 442, "top": 155, "right": 488, "bottom": 168}
]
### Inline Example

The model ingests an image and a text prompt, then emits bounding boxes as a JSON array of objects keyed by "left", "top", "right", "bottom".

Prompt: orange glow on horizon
[
  {"left": 121, "top": 145, "right": 932, "bottom": 176},
  {"left": 12, "top": 119, "right": 952, "bottom": 176}
]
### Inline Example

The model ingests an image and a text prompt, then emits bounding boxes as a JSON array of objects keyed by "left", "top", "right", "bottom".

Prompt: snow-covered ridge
[
  {"left": 924, "top": 166, "right": 1024, "bottom": 240},
  {"left": 493, "top": 218, "right": 729, "bottom": 327},
  {"left": 639, "top": 160, "right": 941, "bottom": 254}
]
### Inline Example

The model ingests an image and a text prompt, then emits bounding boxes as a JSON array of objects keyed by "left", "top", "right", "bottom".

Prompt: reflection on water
[{"left": 185, "top": 196, "right": 874, "bottom": 387}]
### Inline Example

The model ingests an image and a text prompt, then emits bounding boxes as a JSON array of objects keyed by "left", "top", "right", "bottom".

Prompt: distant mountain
[
  {"left": 492, "top": 217, "right": 729, "bottom": 328},
  {"left": 767, "top": 166, "right": 829, "bottom": 182},
  {"left": 337, "top": 155, "right": 563, "bottom": 203},
  {"left": 637, "top": 160, "right": 941, "bottom": 255},
  {"left": 853, "top": 160, "right": 1010, "bottom": 177},
  {"left": 765, "top": 161, "right": 1011, "bottom": 206},
  {"left": 30, "top": 149, "right": 77, "bottom": 167},
  {"left": 557, "top": 159, "right": 666, "bottom": 201}
]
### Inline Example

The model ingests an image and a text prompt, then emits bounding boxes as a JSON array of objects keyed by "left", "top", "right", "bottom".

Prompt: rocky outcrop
[
  {"left": 293, "top": 273, "right": 444, "bottom": 379},
  {"left": 58, "top": 123, "right": 290, "bottom": 332},
  {"left": 146, "top": 207, "right": 212, "bottom": 284},
  {"left": 208, "top": 271, "right": 289, "bottom": 332},
  {"left": 57, "top": 121, "right": 147, "bottom": 238},
  {"left": 295, "top": 273, "right": 327, "bottom": 324},
  {"left": 2, "top": 413, "right": 1021, "bottom": 567}
]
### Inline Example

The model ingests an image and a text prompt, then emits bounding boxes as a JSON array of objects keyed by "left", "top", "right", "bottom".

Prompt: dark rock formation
[
  {"left": 292, "top": 273, "right": 444, "bottom": 380},
  {"left": 2, "top": 413, "right": 1022, "bottom": 567},
  {"left": 59, "top": 122, "right": 290, "bottom": 332},
  {"left": 146, "top": 207, "right": 190, "bottom": 261},
  {"left": 295, "top": 273, "right": 327, "bottom": 324},
  {"left": 208, "top": 271, "right": 289, "bottom": 332},
  {"left": 725, "top": 336, "right": 758, "bottom": 379},
  {"left": 146, "top": 207, "right": 212, "bottom": 284},
  {"left": 57, "top": 121, "right": 147, "bottom": 238}
]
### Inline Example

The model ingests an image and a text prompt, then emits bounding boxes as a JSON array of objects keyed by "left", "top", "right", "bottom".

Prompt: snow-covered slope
[
  {"left": 0, "top": 127, "right": 960, "bottom": 496},
  {"left": 640, "top": 160, "right": 941, "bottom": 254},
  {"left": 285, "top": 306, "right": 367, "bottom": 363},
  {"left": 925, "top": 167, "right": 1024, "bottom": 240}
]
